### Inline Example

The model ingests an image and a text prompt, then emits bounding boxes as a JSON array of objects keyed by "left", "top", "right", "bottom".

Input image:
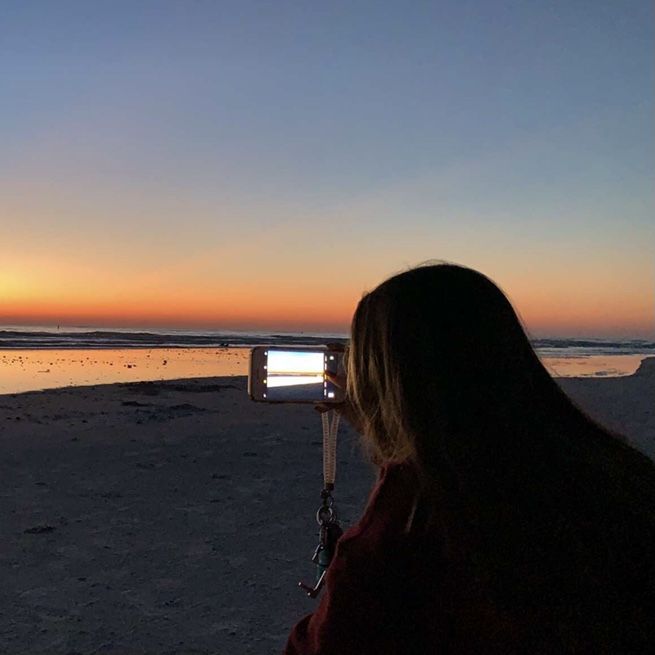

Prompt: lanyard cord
[
  {"left": 321, "top": 409, "right": 340, "bottom": 489},
  {"left": 298, "top": 409, "right": 342, "bottom": 598}
]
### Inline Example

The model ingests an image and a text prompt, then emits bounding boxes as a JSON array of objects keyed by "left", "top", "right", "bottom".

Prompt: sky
[{"left": 1, "top": 0, "right": 653, "bottom": 338}]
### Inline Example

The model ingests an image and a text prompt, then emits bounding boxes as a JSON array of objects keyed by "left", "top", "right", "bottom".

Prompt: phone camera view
[{"left": 264, "top": 350, "right": 339, "bottom": 401}]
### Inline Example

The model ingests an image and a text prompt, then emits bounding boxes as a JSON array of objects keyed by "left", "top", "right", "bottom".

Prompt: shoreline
[
  {"left": 1, "top": 356, "right": 652, "bottom": 456},
  {"left": 1, "top": 350, "right": 652, "bottom": 397},
  {"left": 1, "top": 352, "right": 653, "bottom": 394},
  {"left": 0, "top": 348, "right": 250, "bottom": 396}
]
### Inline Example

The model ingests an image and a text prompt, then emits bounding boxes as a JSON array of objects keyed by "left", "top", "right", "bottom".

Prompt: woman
[{"left": 284, "top": 263, "right": 655, "bottom": 654}]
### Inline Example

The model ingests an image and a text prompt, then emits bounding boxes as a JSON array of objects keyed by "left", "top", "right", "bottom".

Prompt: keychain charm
[
  {"left": 298, "top": 409, "right": 342, "bottom": 598},
  {"left": 299, "top": 486, "right": 343, "bottom": 597}
]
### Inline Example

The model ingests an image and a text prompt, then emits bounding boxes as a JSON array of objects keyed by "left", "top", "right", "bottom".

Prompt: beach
[
  {"left": 0, "top": 348, "right": 251, "bottom": 395},
  {"left": 1, "top": 358, "right": 654, "bottom": 654}
]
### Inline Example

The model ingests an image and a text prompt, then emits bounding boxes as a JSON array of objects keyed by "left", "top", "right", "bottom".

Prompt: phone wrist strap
[
  {"left": 298, "top": 409, "right": 343, "bottom": 598},
  {"left": 321, "top": 409, "right": 340, "bottom": 488}
]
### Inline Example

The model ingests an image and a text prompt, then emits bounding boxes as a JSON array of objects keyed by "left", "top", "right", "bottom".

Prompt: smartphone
[{"left": 248, "top": 346, "right": 346, "bottom": 403}]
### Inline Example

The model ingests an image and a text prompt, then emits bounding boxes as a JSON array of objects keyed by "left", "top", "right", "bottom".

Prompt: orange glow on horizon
[
  {"left": 2, "top": 287, "right": 653, "bottom": 337},
  {"left": 1, "top": 249, "right": 652, "bottom": 337},
  {"left": 0, "top": 295, "right": 356, "bottom": 332}
]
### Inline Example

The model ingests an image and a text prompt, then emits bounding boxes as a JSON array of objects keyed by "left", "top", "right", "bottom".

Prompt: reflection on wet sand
[
  {"left": 0, "top": 348, "right": 249, "bottom": 395},
  {"left": 542, "top": 354, "right": 646, "bottom": 379}
]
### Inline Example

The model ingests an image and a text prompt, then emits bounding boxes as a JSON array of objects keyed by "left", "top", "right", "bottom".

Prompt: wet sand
[
  {"left": 1, "top": 358, "right": 653, "bottom": 654},
  {"left": 0, "top": 348, "right": 649, "bottom": 396},
  {"left": 0, "top": 348, "right": 250, "bottom": 395}
]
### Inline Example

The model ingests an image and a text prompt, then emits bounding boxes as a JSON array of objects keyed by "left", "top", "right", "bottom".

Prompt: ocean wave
[
  {"left": 0, "top": 329, "right": 652, "bottom": 356},
  {"left": 533, "top": 338, "right": 655, "bottom": 357},
  {"left": 0, "top": 329, "right": 345, "bottom": 349}
]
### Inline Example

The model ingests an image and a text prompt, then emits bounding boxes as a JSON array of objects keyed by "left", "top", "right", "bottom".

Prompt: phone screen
[{"left": 263, "top": 349, "right": 341, "bottom": 402}]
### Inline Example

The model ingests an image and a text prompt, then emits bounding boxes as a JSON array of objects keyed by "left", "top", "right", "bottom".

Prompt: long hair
[{"left": 347, "top": 263, "right": 655, "bottom": 644}]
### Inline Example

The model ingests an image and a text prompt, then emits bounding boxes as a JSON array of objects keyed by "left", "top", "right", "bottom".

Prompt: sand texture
[{"left": 1, "top": 358, "right": 653, "bottom": 654}]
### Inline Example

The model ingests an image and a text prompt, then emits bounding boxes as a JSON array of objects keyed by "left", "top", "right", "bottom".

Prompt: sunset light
[
  {"left": 1, "top": 1, "right": 652, "bottom": 338},
  {"left": 1, "top": 3, "right": 654, "bottom": 653}
]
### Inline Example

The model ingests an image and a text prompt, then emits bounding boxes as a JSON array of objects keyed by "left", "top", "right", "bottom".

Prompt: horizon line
[{"left": 0, "top": 322, "right": 653, "bottom": 343}]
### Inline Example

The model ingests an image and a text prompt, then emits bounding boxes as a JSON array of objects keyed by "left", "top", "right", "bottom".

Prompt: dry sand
[{"left": 1, "top": 358, "right": 653, "bottom": 654}]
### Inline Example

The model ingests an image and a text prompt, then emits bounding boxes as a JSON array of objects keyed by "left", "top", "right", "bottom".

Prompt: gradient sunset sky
[{"left": 1, "top": 1, "right": 653, "bottom": 337}]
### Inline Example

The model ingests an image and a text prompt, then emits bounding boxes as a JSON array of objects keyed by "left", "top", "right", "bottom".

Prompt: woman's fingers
[
  {"left": 314, "top": 403, "right": 335, "bottom": 414},
  {"left": 326, "top": 371, "right": 346, "bottom": 389},
  {"left": 316, "top": 344, "right": 354, "bottom": 422}
]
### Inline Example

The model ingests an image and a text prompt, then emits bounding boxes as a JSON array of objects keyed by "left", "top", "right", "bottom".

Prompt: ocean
[
  {"left": 0, "top": 326, "right": 347, "bottom": 349},
  {"left": 1, "top": 325, "right": 653, "bottom": 355}
]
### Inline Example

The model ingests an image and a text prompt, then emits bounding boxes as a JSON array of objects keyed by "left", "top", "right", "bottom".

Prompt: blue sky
[{"left": 1, "top": 1, "right": 653, "bottom": 336}]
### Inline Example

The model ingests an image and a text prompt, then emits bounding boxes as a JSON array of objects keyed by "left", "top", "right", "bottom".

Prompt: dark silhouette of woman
[{"left": 284, "top": 263, "right": 655, "bottom": 654}]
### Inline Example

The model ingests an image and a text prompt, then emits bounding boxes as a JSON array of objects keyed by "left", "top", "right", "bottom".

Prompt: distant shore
[{"left": 1, "top": 358, "right": 653, "bottom": 654}]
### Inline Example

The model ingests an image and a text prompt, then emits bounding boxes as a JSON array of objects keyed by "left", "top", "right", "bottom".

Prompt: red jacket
[
  {"left": 284, "top": 462, "right": 523, "bottom": 654},
  {"left": 284, "top": 455, "right": 655, "bottom": 654}
]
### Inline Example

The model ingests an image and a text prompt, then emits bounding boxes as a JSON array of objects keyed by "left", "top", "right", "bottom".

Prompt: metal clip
[
  {"left": 298, "top": 490, "right": 343, "bottom": 597},
  {"left": 298, "top": 570, "right": 328, "bottom": 598}
]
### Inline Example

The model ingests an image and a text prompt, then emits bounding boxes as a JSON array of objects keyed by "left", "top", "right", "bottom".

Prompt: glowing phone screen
[{"left": 265, "top": 350, "right": 339, "bottom": 401}]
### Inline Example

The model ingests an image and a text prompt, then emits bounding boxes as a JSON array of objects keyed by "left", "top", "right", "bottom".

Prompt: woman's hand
[{"left": 315, "top": 344, "right": 364, "bottom": 434}]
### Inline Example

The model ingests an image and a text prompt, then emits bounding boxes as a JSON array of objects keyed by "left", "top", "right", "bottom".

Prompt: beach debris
[{"left": 24, "top": 525, "right": 56, "bottom": 534}]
